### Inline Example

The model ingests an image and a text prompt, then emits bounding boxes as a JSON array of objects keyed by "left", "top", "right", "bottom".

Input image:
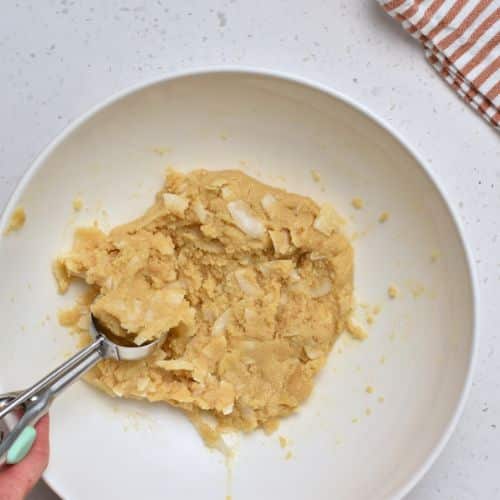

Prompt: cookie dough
[
  {"left": 54, "top": 169, "right": 356, "bottom": 434},
  {"left": 5, "top": 207, "right": 26, "bottom": 234}
]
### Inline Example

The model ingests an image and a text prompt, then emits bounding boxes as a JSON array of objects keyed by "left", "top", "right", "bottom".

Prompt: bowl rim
[{"left": 0, "top": 66, "right": 478, "bottom": 500}]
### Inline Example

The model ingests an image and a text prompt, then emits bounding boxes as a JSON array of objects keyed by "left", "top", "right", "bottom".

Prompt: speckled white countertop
[{"left": 0, "top": 1, "right": 498, "bottom": 499}]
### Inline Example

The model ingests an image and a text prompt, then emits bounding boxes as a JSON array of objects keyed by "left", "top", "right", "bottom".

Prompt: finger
[{"left": 0, "top": 415, "right": 50, "bottom": 500}]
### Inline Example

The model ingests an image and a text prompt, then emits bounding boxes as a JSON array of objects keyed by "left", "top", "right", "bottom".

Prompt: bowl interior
[{"left": 0, "top": 72, "right": 474, "bottom": 500}]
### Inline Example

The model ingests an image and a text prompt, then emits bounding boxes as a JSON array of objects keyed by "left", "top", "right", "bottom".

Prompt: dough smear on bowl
[
  {"left": 54, "top": 169, "right": 360, "bottom": 439},
  {"left": 5, "top": 207, "right": 26, "bottom": 234}
]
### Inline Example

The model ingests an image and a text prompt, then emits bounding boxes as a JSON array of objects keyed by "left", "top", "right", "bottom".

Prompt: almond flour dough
[
  {"left": 54, "top": 169, "right": 357, "bottom": 435},
  {"left": 5, "top": 207, "right": 26, "bottom": 234}
]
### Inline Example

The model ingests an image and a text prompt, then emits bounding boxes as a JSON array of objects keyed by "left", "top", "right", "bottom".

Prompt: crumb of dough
[
  {"left": 262, "top": 418, "right": 280, "bottom": 435},
  {"left": 366, "top": 315, "right": 374, "bottom": 325},
  {"left": 285, "top": 451, "right": 293, "bottom": 460},
  {"left": 279, "top": 436, "right": 288, "bottom": 448},
  {"left": 53, "top": 258, "right": 72, "bottom": 294},
  {"left": 372, "top": 305, "right": 381, "bottom": 315},
  {"left": 411, "top": 283, "right": 425, "bottom": 298},
  {"left": 347, "top": 317, "right": 367, "bottom": 340},
  {"left": 153, "top": 147, "right": 171, "bottom": 156},
  {"left": 378, "top": 212, "right": 389, "bottom": 223},
  {"left": 54, "top": 169, "right": 356, "bottom": 438},
  {"left": 310, "top": 169, "right": 321, "bottom": 183},
  {"left": 351, "top": 197, "right": 364, "bottom": 210},
  {"left": 387, "top": 284, "right": 399, "bottom": 299},
  {"left": 378, "top": 396, "right": 384, "bottom": 404},
  {"left": 430, "top": 250, "right": 441, "bottom": 263},
  {"left": 365, "top": 408, "right": 372, "bottom": 416},
  {"left": 365, "top": 385, "right": 374, "bottom": 394},
  {"left": 352, "top": 417, "right": 359, "bottom": 423},
  {"left": 73, "top": 198, "right": 83, "bottom": 211},
  {"left": 58, "top": 307, "right": 81, "bottom": 328},
  {"left": 5, "top": 207, "right": 26, "bottom": 234}
]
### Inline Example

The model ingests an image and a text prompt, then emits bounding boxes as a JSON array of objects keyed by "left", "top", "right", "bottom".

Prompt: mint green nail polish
[{"left": 6, "top": 426, "right": 37, "bottom": 464}]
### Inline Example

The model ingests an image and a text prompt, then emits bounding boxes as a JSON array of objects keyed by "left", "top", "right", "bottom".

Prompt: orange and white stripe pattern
[{"left": 379, "top": 0, "right": 499, "bottom": 130}]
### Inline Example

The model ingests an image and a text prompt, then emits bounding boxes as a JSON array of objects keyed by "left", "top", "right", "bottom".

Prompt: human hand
[{"left": 0, "top": 415, "right": 50, "bottom": 500}]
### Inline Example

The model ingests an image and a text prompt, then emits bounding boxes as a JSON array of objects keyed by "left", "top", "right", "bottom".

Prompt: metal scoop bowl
[{"left": 0, "top": 315, "right": 163, "bottom": 466}]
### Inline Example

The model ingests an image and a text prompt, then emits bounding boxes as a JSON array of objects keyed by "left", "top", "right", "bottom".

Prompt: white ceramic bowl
[{"left": 0, "top": 70, "right": 476, "bottom": 500}]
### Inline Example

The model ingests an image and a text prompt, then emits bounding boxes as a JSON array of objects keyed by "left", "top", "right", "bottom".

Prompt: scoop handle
[
  {"left": 0, "top": 337, "right": 104, "bottom": 422},
  {"left": 0, "top": 338, "right": 103, "bottom": 466}
]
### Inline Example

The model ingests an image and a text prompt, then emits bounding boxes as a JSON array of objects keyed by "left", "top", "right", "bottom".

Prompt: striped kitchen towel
[{"left": 378, "top": 0, "right": 499, "bottom": 130}]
